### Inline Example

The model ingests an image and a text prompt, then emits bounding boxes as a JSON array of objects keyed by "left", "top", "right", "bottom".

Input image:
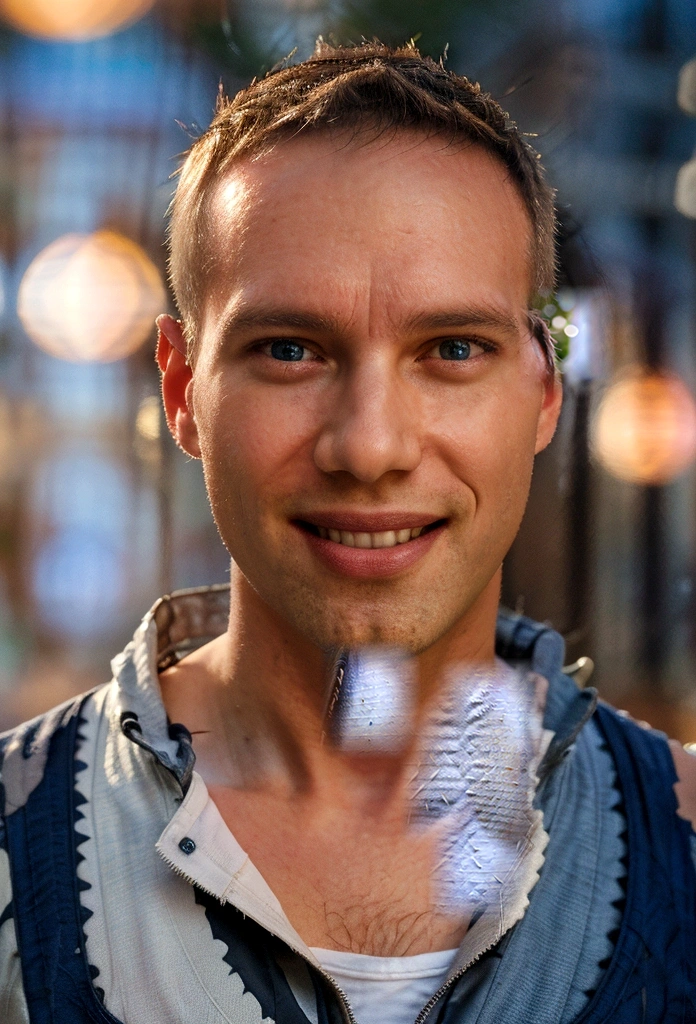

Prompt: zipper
[
  {"left": 158, "top": 840, "right": 496, "bottom": 1024},
  {"left": 156, "top": 845, "right": 359, "bottom": 1024},
  {"left": 413, "top": 937, "right": 499, "bottom": 1024},
  {"left": 154, "top": 772, "right": 520, "bottom": 1024}
]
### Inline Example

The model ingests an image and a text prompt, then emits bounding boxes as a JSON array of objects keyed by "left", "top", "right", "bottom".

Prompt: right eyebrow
[{"left": 219, "top": 305, "right": 345, "bottom": 337}]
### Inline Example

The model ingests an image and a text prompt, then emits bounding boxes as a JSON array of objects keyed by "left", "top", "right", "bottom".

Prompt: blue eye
[
  {"left": 270, "top": 340, "right": 306, "bottom": 361},
  {"left": 438, "top": 339, "right": 471, "bottom": 360}
]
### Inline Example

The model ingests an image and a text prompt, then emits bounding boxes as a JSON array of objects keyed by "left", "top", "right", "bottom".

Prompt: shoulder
[
  {"left": 670, "top": 739, "right": 696, "bottom": 831},
  {"left": 594, "top": 702, "right": 696, "bottom": 833},
  {"left": 0, "top": 687, "right": 104, "bottom": 817},
  {"left": 0, "top": 821, "right": 30, "bottom": 1023}
]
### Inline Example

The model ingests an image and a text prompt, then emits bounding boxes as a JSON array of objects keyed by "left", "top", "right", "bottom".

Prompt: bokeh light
[
  {"left": 675, "top": 157, "right": 696, "bottom": 218},
  {"left": 678, "top": 57, "right": 696, "bottom": 115},
  {"left": 18, "top": 230, "right": 166, "bottom": 363},
  {"left": 591, "top": 369, "right": 696, "bottom": 485},
  {"left": 135, "top": 395, "right": 161, "bottom": 443},
  {"left": 29, "top": 449, "right": 131, "bottom": 639},
  {"left": 134, "top": 394, "right": 163, "bottom": 467},
  {"left": 0, "top": 0, "right": 155, "bottom": 41}
]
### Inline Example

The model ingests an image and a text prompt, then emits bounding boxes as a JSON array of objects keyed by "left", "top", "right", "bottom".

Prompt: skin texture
[
  {"left": 155, "top": 131, "right": 694, "bottom": 954},
  {"left": 162, "top": 136, "right": 559, "bottom": 660}
]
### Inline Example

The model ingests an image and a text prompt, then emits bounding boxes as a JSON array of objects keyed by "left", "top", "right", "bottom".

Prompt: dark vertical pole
[
  {"left": 637, "top": 272, "right": 669, "bottom": 687},
  {"left": 157, "top": 426, "right": 174, "bottom": 599},
  {"left": 636, "top": 0, "right": 668, "bottom": 692},
  {"left": 565, "top": 381, "right": 592, "bottom": 644},
  {"left": 637, "top": 271, "right": 667, "bottom": 686},
  {"left": 642, "top": 485, "right": 666, "bottom": 682}
]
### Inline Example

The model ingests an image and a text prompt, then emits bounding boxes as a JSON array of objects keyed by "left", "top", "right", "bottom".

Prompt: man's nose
[{"left": 313, "top": 360, "right": 422, "bottom": 483}]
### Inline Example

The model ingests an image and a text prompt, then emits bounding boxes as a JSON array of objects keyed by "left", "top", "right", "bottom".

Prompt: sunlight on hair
[
  {"left": 0, "top": 0, "right": 155, "bottom": 40},
  {"left": 19, "top": 230, "right": 165, "bottom": 363},
  {"left": 592, "top": 369, "right": 696, "bottom": 485}
]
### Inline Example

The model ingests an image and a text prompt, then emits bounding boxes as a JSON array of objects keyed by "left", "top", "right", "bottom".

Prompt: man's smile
[
  {"left": 313, "top": 526, "right": 425, "bottom": 548},
  {"left": 292, "top": 514, "right": 448, "bottom": 577}
]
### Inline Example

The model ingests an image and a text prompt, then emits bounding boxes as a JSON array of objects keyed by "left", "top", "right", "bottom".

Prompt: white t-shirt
[{"left": 310, "top": 946, "right": 456, "bottom": 1024}]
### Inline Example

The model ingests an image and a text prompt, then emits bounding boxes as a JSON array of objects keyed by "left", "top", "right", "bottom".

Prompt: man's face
[{"left": 175, "top": 134, "right": 561, "bottom": 654}]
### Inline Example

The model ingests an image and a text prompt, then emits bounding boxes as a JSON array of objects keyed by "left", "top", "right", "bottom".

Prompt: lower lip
[{"left": 295, "top": 523, "right": 446, "bottom": 579}]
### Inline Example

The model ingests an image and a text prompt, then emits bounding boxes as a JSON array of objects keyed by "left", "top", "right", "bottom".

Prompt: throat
[
  {"left": 203, "top": 662, "right": 548, "bottom": 956},
  {"left": 209, "top": 779, "right": 472, "bottom": 955}
]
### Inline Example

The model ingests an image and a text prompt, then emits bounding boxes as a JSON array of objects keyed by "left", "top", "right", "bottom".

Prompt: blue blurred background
[{"left": 2, "top": 0, "right": 696, "bottom": 739}]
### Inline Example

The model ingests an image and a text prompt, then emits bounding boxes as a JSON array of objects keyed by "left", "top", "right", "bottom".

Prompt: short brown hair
[{"left": 168, "top": 41, "right": 557, "bottom": 365}]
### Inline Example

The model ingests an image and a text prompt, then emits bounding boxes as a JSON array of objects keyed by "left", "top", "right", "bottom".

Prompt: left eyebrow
[{"left": 403, "top": 307, "right": 521, "bottom": 338}]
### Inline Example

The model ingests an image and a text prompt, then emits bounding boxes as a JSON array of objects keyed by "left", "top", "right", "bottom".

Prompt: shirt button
[{"left": 179, "top": 836, "right": 196, "bottom": 855}]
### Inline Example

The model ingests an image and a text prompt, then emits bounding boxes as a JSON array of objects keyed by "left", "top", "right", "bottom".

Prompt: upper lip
[{"left": 293, "top": 511, "right": 445, "bottom": 532}]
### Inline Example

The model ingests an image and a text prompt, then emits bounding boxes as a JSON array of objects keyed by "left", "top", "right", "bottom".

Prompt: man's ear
[
  {"left": 156, "top": 314, "right": 201, "bottom": 458},
  {"left": 534, "top": 370, "right": 563, "bottom": 455}
]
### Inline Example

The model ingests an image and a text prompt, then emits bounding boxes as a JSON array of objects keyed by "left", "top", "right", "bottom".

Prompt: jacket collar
[{"left": 113, "top": 587, "right": 597, "bottom": 794}]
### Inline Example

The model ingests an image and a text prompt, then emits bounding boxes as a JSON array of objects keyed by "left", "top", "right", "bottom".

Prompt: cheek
[
  {"left": 432, "top": 382, "right": 541, "bottom": 509},
  {"left": 195, "top": 378, "right": 319, "bottom": 502}
]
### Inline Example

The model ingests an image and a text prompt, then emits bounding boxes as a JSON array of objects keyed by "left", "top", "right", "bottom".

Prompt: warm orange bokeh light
[
  {"left": 0, "top": 0, "right": 155, "bottom": 40},
  {"left": 592, "top": 369, "right": 696, "bottom": 485},
  {"left": 18, "top": 230, "right": 166, "bottom": 363}
]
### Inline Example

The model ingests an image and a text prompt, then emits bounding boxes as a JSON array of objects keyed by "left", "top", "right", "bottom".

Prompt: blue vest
[{"left": 2, "top": 639, "right": 695, "bottom": 1022}]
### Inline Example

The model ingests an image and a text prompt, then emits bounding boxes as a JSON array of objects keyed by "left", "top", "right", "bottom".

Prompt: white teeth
[
  {"left": 317, "top": 525, "right": 432, "bottom": 547},
  {"left": 372, "top": 530, "right": 397, "bottom": 548}
]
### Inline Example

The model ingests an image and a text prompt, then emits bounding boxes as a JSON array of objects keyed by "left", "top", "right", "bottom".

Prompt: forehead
[{"left": 200, "top": 133, "right": 533, "bottom": 330}]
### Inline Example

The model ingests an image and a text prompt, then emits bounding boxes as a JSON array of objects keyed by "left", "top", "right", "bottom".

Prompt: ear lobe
[
  {"left": 156, "top": 314, "right": 201, "bottom": 458},
  {"left": 534, "top": 372, "right": 563, "bottom": 455}
]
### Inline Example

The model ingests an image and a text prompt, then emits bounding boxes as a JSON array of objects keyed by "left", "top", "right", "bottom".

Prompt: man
[{"left": 1, "top": 42, "right": 695, "bottom": 1024}]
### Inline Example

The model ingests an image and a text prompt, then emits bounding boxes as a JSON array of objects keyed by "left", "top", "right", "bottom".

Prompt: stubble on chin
[{"left": 247, "top": 558, "right": 475, "bottom": 655}]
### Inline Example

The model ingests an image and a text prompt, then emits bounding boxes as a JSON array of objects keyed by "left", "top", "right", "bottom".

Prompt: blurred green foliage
[
  {"left": 329, "top": 0, "right": 498, "bottom": 59},
  {"left": 194, "top": 0, "right": 507, "bottom": 81},
  {"left": 532, "top": 291, "right": 575, "bottom": 364},
  {"left": 194, "top": 13, "right": 280, "bottom": 84}
]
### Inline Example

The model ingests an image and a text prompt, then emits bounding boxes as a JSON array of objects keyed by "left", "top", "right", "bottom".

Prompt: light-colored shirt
[{"left": 310, "top": 946, "right": 456, "bottom": 1024}]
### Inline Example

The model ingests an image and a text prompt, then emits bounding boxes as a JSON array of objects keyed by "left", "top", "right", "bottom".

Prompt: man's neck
[
  {"left": 159, "top": 565, "right": 501, "bottom": 804},
  {"left": 157, "top": 573, "right": 549, "bottom": 956}
]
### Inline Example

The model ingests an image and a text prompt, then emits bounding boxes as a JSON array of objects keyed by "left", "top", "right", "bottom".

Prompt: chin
[
  {"left": 289, "top": 605, "right": 446, "bottom": 655},
  {"left": 243, "top": 551, "right": 484, "bottom": 656}
]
